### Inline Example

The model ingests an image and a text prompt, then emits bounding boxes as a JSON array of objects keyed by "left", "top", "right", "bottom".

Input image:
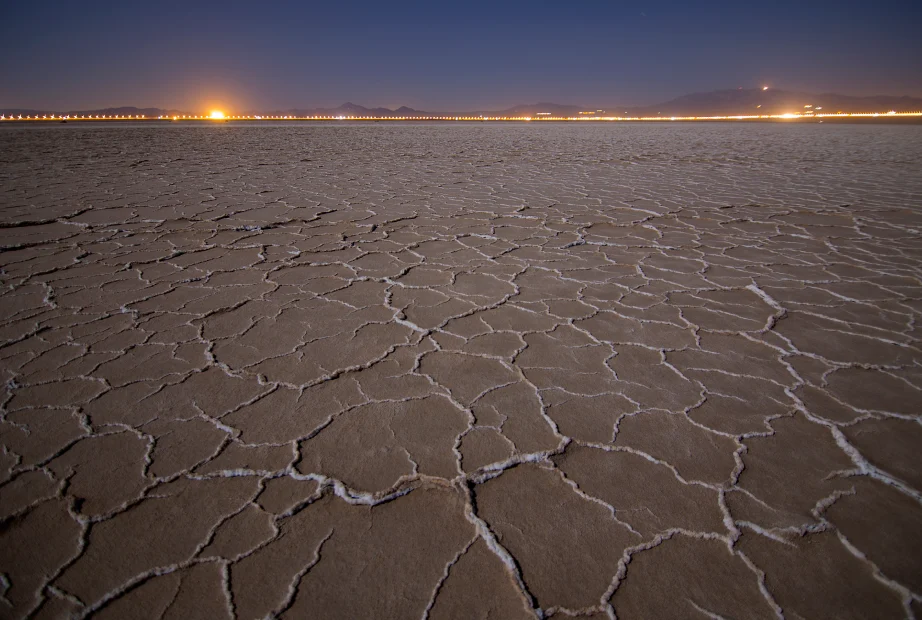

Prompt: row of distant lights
[
  {"left": 0, "top": 89, "right": 910, "bottom": 122},
  {"left": 0, "top": 114, "right": 148, "bottom": 120},
  {"left": 2, "top": 111, "right": 917, "bottom": 121}
]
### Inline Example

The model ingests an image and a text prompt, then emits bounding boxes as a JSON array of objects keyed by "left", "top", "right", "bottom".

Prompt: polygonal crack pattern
[{"left": 1, "top": 124, "right": 921, "bottom": 618}]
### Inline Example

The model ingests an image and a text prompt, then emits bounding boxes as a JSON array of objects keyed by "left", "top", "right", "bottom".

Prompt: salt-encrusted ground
[{"left": 1, "top": 122, "right": 921, "bottom": 619}]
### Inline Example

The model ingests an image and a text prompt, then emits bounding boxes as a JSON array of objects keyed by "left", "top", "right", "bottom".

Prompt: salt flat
[{"left": 1, "top": 122, "right": 921, "bottom": 618}]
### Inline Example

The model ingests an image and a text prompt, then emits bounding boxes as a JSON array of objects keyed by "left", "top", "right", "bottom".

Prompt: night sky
[{"left": 2, "top": 0, "right": 921, "bottom": 112}]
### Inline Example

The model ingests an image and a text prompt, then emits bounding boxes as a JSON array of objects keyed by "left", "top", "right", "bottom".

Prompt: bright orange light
[
  {"left": 209, "top": 110, "right": 226, "bottom": 120},
  {"left": 762, "top": 86, "right": 769, "bottom": 91}
]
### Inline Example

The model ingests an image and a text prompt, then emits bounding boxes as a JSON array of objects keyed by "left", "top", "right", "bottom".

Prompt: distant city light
[
  {"left": 762, "top": 86, "right": 769, "bottom": 91},
  {"left": 210, "top": 110, "right": 226, "bottom": 119}
]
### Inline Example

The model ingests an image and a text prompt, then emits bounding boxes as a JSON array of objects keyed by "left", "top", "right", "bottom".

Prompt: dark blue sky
[{"left": 2, "top": 0, "right": 920, "bottom": 111}]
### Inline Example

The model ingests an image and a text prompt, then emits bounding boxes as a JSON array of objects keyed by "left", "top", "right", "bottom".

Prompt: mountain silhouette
[{"left": 5, "top": 89, "right": 922, "bottom": 119}]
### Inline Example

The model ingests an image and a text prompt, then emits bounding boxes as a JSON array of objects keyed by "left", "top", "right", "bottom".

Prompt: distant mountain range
[
  {"left": 477, "top": 91, "right": 922, "bottom": 117},
  {"left": 266, "top": 102, "right": 429, "bottom": 117},
  {"left": 4, "top": 89, "right": 922, "bottom": 119},
  {"left": 615, "top": 89, "right": 922, "bottom": 117}
]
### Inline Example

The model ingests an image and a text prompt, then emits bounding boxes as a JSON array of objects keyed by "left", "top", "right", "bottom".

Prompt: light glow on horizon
[{"left": 210, "top": 110, "right": 226, "bottom": 120}]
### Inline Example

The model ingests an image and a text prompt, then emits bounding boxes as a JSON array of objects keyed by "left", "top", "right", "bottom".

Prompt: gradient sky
[{"left": 2, "top": 0, "right": 921, "bottom": 112}]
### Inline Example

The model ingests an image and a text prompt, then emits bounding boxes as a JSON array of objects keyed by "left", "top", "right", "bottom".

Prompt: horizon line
[
  {"left": 4, "top": 111, "right": 922, "bottom": 123},
  {"left": 7, "top": 87, "right": 922, "bottom": 117}
]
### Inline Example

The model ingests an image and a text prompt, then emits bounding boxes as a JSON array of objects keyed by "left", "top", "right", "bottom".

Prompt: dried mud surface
[{"left": 1, "top": 123, "right": 922, "bottom": 618}]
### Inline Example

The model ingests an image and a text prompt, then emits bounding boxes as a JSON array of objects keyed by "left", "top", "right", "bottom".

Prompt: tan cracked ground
[{"left": 1, "top": 122, "right": 921, "bottom": 618}]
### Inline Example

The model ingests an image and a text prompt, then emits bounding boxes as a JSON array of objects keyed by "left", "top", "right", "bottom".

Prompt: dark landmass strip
[{"left": 5, "top": 89, "right": 922, "bottom": 119}]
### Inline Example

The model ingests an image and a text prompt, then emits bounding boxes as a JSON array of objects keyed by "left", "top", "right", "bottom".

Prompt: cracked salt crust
[{"left": 1, "top": 122, "right": 921, "bottom": 618}]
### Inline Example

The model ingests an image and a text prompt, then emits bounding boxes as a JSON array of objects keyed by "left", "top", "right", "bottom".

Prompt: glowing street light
[{"left": 210, "top": 110, "right": 226, "bottom": 120}]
